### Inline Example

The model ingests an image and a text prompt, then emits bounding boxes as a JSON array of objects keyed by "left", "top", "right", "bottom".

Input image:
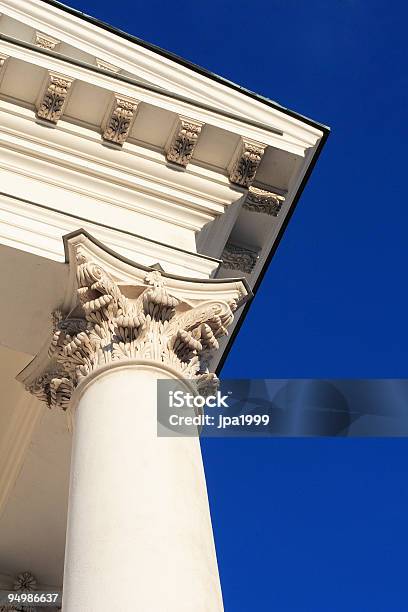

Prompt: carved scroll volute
[{"left": 23, "top": 241, "right": 246, "bottom": 412}]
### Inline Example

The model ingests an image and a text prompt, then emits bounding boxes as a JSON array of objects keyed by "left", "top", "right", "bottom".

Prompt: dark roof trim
[
  {"left": 39, "top": 0, "right": 330, "bottom": 134},
  {"left": 216, "top": 127, "right": 330, "bottom": 375}
]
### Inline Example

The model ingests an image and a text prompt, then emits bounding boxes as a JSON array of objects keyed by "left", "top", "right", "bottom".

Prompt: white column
[
  {"left": 19, "top": 233, "right": 248, "bottom": 612},
  {"left": 62, "top": 360, "right": 223, "bottom": 612}
]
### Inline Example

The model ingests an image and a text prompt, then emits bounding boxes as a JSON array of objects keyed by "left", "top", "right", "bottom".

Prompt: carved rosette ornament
[
  {"left": 243, "top": 186, "right": 285, "bottom": 216},
  {"left": 23, "top": 234, "right": 248, "bottom": 412},
  {"left": 102, "top": 95, "right": 139, "bottom": 145},
  {"left": 229, "top": 138, "right": 266, "bottom": 187},
  {"left": 221, "top": 241, "right": 260, "bottom": 274},
  {"left": 36, "top": 73, "right": 73, "bottom": 124},
  {"left": 166, "top": 117, "right": 203, "bottom": 167}
]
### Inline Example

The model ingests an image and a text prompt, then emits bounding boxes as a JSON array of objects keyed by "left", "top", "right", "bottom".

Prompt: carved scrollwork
[
  {"left": 221, "top": 241, "right": 259, "bottom": 274},
  {"left": 166, "top": 117, "right": 203, "bottom": 167},
  {"left": 27, "top": 253, "right": 236, "bottom": 410},
  {"left": 243, "top": 186, "right": 285, "bottom": 216},
  {"left": 36, "top": 73, "right": 73, "bottom": 124},
  {"left": 229, "top": 138, "right": 266, "bottom": 187},
  {"left": 102, "top": 95, "right": 139, "bottom": 145}
]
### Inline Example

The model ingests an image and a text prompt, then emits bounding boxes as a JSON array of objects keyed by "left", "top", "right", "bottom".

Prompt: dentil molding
[{"left": 18, "top": 231, "right": 250, "bottom": 411}]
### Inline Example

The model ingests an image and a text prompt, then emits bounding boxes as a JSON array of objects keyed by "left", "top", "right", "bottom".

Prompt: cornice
[
  {"left": 0, "top": 192, "right": 221, "bottom": 278},
  {"left": 0, "top": 1, "right": 325, "bottom": 137},
  {"left": 0, "top": 33, "right": 321, "bottom": 156},
  {"left": 0, "top": 103, "right": 239, "bottom": 231}
]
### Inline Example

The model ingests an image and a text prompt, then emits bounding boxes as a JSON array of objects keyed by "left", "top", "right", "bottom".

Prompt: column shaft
[{"left": 62, "top": 361, "right": 223, "bottom": 612}]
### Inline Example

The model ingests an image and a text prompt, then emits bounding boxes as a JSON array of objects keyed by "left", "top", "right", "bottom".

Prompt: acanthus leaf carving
[
  {"left": 102, "top": 95, "right": 139, "bottom": 145},
  {"left": 166, "top": 117, "right": 203, "bottom": 167},
  {"left": 229, "top": 138, "right": 266, "bottom": 187},
  {"left": 36, "top": 72, "right": 73, "bottom": 124},
  {"left": 26, "top": 252, "right": 236, "bottom": 410}
]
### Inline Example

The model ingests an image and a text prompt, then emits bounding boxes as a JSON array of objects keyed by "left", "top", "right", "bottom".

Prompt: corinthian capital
[{"left": 19, "top": 232, "right": 250, "bottom": 411}]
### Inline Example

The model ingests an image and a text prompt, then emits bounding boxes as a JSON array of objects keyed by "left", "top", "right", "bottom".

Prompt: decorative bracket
[
  {"left": 229, "top": 138, "right": 266, "bottom": 187},
  {"left": 36, "top": 72, "right": 73, "bottom": 124},
  {"left": 166, "top": 116, "right": 204, "bottom": 167},
  {"left": 102, "top": 94, "right": 139, "bottom": 145},
  {"left": 243, "top": 186, "right": 285, "bottom": 216}
]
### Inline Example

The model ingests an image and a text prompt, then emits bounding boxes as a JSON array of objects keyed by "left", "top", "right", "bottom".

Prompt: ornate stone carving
[
  {"left": 229, "top": 138, "right": 266, "bottom": 187},
  {"left": 34, "top": 32, "right": 60, "bottom": 50},
  {"left": 102, "top": 95, "right": 139, "bottom": 145},
  {"left": 221, "top": 242, "right": 259, "bottom": 274},
  {"left": 166, "top": 117, "right": 203, "bottom": 167},
  {"left": 96, "top": 58, "right": 120, "bottom": 73},
  {"left": 26, "top": 251, "right": 236, "bottom": 411},
  {"left": 13, "top": 572, "right": 37, "bottom": 593},
  {"left": 36, "top": 73, "right": 73, "bottom": 124},
  {"left": 243, "top": 186, "right": 285, "bottom": 216}
]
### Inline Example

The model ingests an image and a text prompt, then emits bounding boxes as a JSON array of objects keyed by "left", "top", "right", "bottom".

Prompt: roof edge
[{"left": 38, "top": 0, "right": 330, "bottom": 134}]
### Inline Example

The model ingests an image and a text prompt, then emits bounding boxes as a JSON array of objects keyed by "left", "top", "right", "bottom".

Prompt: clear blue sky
[{"left": 59, "top": 0, "right": 408, "bottom": 609}]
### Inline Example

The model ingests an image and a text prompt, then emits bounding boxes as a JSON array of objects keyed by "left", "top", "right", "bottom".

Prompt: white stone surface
[{"left": 63, "top": 361, "right": 224, "bottom": 612}]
